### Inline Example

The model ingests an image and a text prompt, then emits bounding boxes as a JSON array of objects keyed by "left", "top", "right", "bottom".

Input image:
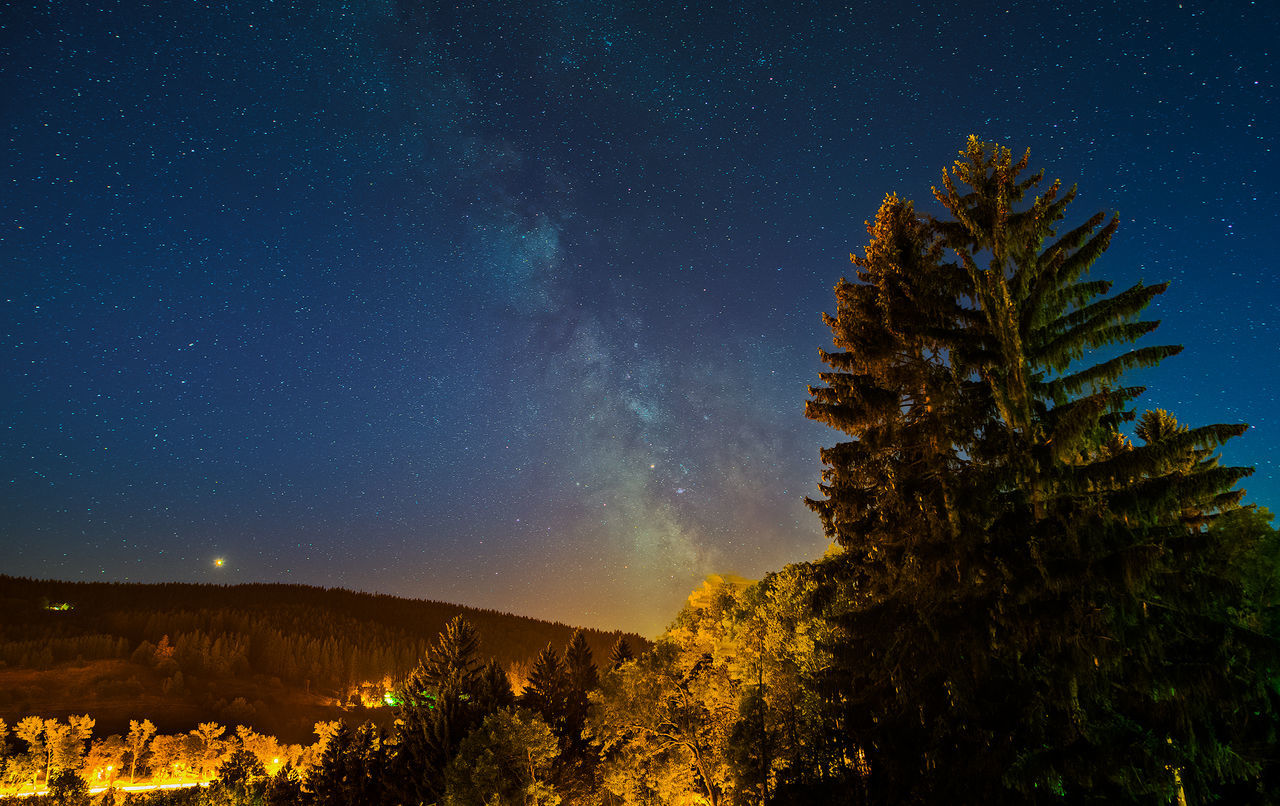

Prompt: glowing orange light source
[{"left": 214, "top": 557, "right": 225, "bottom": 567}]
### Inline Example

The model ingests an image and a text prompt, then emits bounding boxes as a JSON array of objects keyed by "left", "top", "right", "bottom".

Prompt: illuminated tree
[
  {"left": 146, "top": 733, "right": 181, "bottom": 782},
  {"left": 191, "top": 722, "right": 228, "bottom": 780},
  {"left": 715, "top": 563, "right": 846, "bottom": 804},
  {"left": 806, "top": 137, "right": 1273, "bottom": 804},
  {"left": 235, "top": 725, "right": 284, "bottom": 776},
  {"left": 154, "top": 634, "right": 179, "bottom": 674},
  {"left": 124, "top": 719, "right": 156, "bottom": 783},
  {"left": 589, "top": 638, "right": 738, "bottom": 806},
  {"left": 146, "top": 732, "right": 202, "bottom": 783},
  {"left": 58, "top": 714, "right": 94, "bottom": 776},
  {"left": 13, "top": 717, "right": 45, "bottom": 791},
  {"left": 13, "top": 715, "right": 93, "bottom": 787},
  {"left": 2, "top": 750, "right": 39, "bottom": 796},
  {"left": 302, "top": 721, "right": 340, "bottom": 772},
  {"left": 443, "top": 708, "right": 563, "bottom": 806},
  {"left": 85, "top": 734, "right": 125, "bottom": 787},
  {"left": 34, "top": 721, "right": 65, "bottom": 788}
]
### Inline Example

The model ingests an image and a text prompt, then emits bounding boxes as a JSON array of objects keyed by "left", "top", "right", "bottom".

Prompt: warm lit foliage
[{"left": 125, "top": 718, "right": 156, "bottom": 784}]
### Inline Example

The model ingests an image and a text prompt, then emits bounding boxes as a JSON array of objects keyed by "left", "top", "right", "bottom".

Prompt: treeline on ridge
[{"left": 0, "top": 576, "right": 638, "bottom": 697}]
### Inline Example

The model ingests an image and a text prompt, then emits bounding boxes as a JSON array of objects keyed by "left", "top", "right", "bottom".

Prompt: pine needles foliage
[{"left": 805, "top": 137, "right": 1278, "bottom": 805}]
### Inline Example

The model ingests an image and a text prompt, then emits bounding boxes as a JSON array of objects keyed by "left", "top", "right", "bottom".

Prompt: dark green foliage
[
  {"left": 520, "top": 644, "right": 572, "bottom": 738},
  {"left": 306, "top": 721, "right": 385, "bottom": 806},
  {"left": 475, "top": 657, "right": 515, "bottom": 713},
  {"left": 563, "top": 630, "right": 599, "bottom": 749},
  {"left": 560, "top": 630, "right": 602, "bottom": 796},
  {"left": 411, "top": 616, "right": 483, "bottom": 698},
  {"left": 806, "top": 138, "right": 1276, "bottom": 804},
  {"left": 443, "top": 708, "right": 563, "bottom": 806},
  {"left": 206, "top": 748, "right": 268, "bottom": 805},
  {"left": 1213, "top": 506, "right": 1280, "bottom": 636},
  {"left": 386, "top": 616, "right": 487, "bottom": 805},
  {"left": 263, "top": 766, "right": 305, "bottom": 806},
  {"left": 728, "top": 686, "right": 775, "bottom": 805},
  {"left": 565, "top": 630, "right": 599, "bottom": 694}
]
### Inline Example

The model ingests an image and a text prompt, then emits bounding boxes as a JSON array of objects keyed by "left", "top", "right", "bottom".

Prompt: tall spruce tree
[
  {"left": 308, "top": 721, "right": 386, "bottom": 806},
  {"left": 608, "top": 636, "right": 634, "bottom": 669},
  {"left": 564, "top": 630, "right": 600, "bottom": 757},
  {"left": 806, "top": 138, "right": 1275, "bottom": 805},
  {"left": 388, "top": 616, "right": 486, "bottom": 805},
  {"left": 521, "top": 644, "right": 573, "bottom": 739}
]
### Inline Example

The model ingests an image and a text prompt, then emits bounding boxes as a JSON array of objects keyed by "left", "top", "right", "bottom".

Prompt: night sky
[{"left": 3, "top": 0, "right": 1277, "bottom": 636}]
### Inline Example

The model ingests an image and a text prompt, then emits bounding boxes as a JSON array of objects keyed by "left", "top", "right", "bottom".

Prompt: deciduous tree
[
  {"left": 125, "top": 719, "right": 156, "bottom": 783},
  {"left": 207, "top": 747, "right": 268, "bottom": 805},
  {"left": 589, "top": 637, "right": 738, "bottom": 806},
  {"left": 85, "top": 734, "right": 125, "bottom": 787},
  {"left": 443, "top": 708, "right": 562, "bottom": 806},
  {"left": 190, "top": 722, "right": 227, "bottom": 781}
]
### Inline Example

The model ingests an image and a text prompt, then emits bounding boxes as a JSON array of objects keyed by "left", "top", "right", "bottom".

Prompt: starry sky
[{"left": 3, "top": 0, "right": 1277, "bottom": 636}]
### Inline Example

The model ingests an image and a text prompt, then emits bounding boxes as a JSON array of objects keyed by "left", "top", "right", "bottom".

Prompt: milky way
[{"left": 3, "top": 0, "right": 1277, "bottom": 634}]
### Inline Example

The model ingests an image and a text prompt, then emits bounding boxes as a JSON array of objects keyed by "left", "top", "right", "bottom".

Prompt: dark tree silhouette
[
  {"left": 387, "top": 616, "right": 486, "bottom": 805},
  {"left": 806, "top": 137, "right": 1275, "bottom": 804},
  {"left": 307, "top": 721, "right": 386, "bottom": 806},
  {"left": 520, "top": 643, "right": 572, "bottom": 739},
  {"left": 608, "top": 636, "right": 634, "bottom": 668}
]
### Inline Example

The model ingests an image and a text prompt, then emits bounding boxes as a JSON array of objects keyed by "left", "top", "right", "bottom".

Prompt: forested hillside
[{"left": 0, "top": 576, "right": 639, "bottom": 741}]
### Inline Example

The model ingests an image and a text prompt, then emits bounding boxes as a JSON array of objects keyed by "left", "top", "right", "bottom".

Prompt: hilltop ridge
[{"left": 0, "top": 575, "right": 640, "bottom": 742}]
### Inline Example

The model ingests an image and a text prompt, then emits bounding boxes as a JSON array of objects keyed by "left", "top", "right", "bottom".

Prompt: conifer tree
[
  {"left": 475, "top": 657, "right": 515, "bottom": 713},
  {"left": 307, "top": 721, "right": 385, "bottom": 806},
  {"left": 520, "top": 644, "right": 572, "bottom": 738},
  {"left": 608, "top": 637, "right": 634, "bottom": 669},
  {"left": 562, "top": 629, "right": 602, "bottom": 784},
  {"left": 124, "top": 719, "right": 156, "bottom": 784},
  {"left": 389, "top": 616, "right": 486, "bottom": 805},
  {"left": 806, "top": 137, "right": 1274, "bottom": 804},
  {"left": 565, "top": 630, "right": 599, "bottom": 694}
]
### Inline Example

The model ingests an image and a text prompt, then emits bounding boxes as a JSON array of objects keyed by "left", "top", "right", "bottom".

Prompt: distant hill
[{"left": 0, "top": 575, "right": 641, "bottom": 743}]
